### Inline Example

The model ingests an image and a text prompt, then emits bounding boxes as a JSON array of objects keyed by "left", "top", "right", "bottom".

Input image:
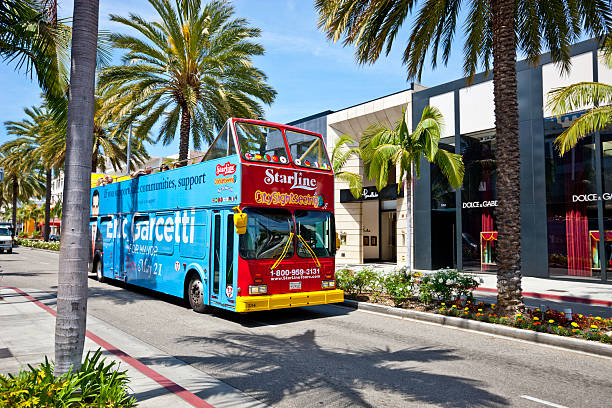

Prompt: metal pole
[{"left": 126, "top": 119, "right": 132, "bottom": 176}]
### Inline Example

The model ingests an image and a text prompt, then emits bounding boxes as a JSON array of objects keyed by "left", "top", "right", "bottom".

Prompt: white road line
[
  {"left": 248, "top": 320, "right": 280, "bottom": 328},
  {"left": 520, "top": 395, "right": 568, "bottom": 408},
  {"left": 39, "top": 262, "right": 50, "bottom": 265}
]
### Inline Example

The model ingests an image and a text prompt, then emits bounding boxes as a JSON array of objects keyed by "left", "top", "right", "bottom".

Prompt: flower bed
[
  {"left": 14, "top": 238, "right": 60, "bottom": 251},
  {"left": 337, "top": 267, "right": 612, "bottom": 345}
]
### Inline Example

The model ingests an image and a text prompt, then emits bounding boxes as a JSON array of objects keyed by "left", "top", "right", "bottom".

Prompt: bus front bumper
[{"left": 235, "top": 289, "right": 344, "bottom": 312}]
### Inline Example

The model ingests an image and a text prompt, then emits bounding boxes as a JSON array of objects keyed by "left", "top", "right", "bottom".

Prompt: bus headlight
[
  {"left": 321, "top": 280, "right": 335, "bottom": 289},
  {"left": 249, "top": 284, "right": 267, "bottom": 295}
]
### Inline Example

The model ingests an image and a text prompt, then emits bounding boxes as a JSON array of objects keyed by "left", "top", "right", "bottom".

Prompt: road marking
[
  {"left": 39, "top": 262, "right": 50, "bottom": 265},
  {"left": 333, "top": 305, "right": 612, "bottom": 361},
  {"left": 520, "top": 395, "right": 568, "bottom": 408},
  {"left": 248, "top": 319, "right": 280, "bottom": 328}
]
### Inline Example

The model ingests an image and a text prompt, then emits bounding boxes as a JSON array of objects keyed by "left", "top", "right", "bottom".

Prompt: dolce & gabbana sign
[
  {"left": 572, "top": 193, "right": 612, "bottom": 202},
  {"left": 463, "top": 200, "right": 498, "bottom": 209}
]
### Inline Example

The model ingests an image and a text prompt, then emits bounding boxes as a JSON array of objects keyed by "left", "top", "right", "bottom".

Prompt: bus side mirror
[
  {"left": 335, "top": 232, "right": 341, "bottom": 250},
  {"left": 233, "top": 207, "right": 247, "bottom": 234}
]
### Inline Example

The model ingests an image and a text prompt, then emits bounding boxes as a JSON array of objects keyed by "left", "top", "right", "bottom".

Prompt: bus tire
[
  {"left": 188, "top": 274, "right": 209, "bottom": 313},
  {"left": 95, "top": 258, "right": 105, "bottom": 283},
  {"left": 7, "top": 248, "right": 11, "bottom": 254}
]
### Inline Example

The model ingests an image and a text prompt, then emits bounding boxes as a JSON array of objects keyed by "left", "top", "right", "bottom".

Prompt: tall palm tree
[
  {"left": 316, "top": 0, "right": 610, "bottom": 315},
  {"left": 98, "top": 0, "right": 276, "bottom": 162},
  {"left": 4, "top": 105, "right": 60, "bottom": 241},
  {"left": 361, "top": 106, "right": 464, "bottom": 272},
  {"left": 547, "top": 37, "right": 612, "bottom": 155},
  {"left": 0, "top": 150, "right": 45, "bottom": 238},
  {"left": 54, "top": 0, "right": 99, "bottom": 376},
  {"left": 331, "top": 134, "right": 362, "bottom": 198}
]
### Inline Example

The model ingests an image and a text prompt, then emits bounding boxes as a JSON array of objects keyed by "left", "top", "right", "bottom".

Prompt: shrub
[
  {"left": 336, "top": 268, "right": 358, "bottom": 294},
  {"left": 32, "top": 230, "right": 42, "bottom": 239},
  {"left": 383, "top": 268, "right": 414, "bottom": 306},
  {"left": 353, "top": 267, "right": 378, "bottom": 294},
  {"left": 0, "top": 349, "right": 136, "bottom": 407},
  {"left": 418, "top": 269, "right": 479, "bottom": 304}
]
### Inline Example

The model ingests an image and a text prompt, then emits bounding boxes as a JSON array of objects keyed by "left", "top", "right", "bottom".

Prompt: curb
[{"left": 341, "top": 299, "right": 612, "bottom": 358}]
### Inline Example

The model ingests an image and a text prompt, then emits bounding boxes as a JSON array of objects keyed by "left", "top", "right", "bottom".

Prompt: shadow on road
[{"left": 133, "top": 330, "right": 509, "bottom": 407}]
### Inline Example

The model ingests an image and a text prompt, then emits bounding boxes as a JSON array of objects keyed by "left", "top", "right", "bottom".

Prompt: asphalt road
[{"left": 1, "top": 247, "right": 612, "bottom": 408}]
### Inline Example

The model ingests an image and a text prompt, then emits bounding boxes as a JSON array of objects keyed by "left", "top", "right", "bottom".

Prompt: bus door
[
  {"left": 114, "top": 215, "right": 127, "bottom": 281},
  {"left": 210, "top": 210, "right": 236, "bottom": 307},
  {"left": 99, "top": 216, "right": 114, "bottom": 278}
]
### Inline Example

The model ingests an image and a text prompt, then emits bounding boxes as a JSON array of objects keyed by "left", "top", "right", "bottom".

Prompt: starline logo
[
  {"left": 216, "top": 162, "right": 236, "bottom": 176},
  {"left": 263, "top": 168, "right": 316, "bottom": 190}
]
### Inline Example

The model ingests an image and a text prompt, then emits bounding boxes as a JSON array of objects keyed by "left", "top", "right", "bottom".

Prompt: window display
[
  {"left": 461, "top": 135, "right": 497, "bottom": 272},
  {"left": 545, "top": 128, "right": 599, "bottom": 278}
]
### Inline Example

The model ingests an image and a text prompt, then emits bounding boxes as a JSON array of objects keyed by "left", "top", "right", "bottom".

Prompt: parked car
[
  {"left": 0, "top": 227, "right": 13, "bottom": 253},
  {"left": 49, "top": 234, "right": 60, "bottom": 242}
]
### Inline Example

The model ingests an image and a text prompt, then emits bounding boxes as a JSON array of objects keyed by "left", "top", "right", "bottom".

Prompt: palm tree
[
  {"left": 54, "top": 0, "right": 99, "bottom": 376},
  {"left": 547, "top": 37, "right": 612, "bottom": 155},
  {"left": 361, "top": 106, "right": 464, "bottom": 272},
  {"left": 0, "top": 147, "right": 45, "bottom": 238},
  {"left": 331, "top": 134, "right": 362, "bottom": 198},
  {"left": 98, "top": 0, "right": 276, "bottom": 162},
  {"left": 4, "top": 105, "right": 61, "bottom": 241},
  {"left": 316, "top": 0, "right": 610, "bottom": 315}
]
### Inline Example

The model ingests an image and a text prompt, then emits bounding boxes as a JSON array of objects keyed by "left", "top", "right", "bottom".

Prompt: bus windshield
[
  {"left": 295, "top": 210, "right": 335, "bottom": 258},
  {"left": 0, "top": 228, "right": 11, "bottom": 236},
  {"left": 285, "top": 130, "right": 331, "bottom": 170},
  {"left": 235, "top": 122, "right": 289, "bottom": 164},
  {"left": 239, "top": 208, "right": 294, "bottom": 260}
]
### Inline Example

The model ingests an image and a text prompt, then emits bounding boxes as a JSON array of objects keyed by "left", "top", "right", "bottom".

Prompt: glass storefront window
[
  {"left": 545, "top": 124, "right": 599, "bottom": 278},
  {"left": 431, "top": 143, "right": 457, "bottom": 269},
  {"left": 460, "top": 135, "right": 497, "bottom": 272},
  {"left": 601, "top": 131, "right": 612, "bottom": 279}
]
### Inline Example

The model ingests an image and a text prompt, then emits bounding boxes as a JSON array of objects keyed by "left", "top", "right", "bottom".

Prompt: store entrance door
[
  {"left": 380, "top": 208, "right": 397, "bottom": 262},
  {"left": 431, "top": 209, "right": 456, "bottom": 269}
]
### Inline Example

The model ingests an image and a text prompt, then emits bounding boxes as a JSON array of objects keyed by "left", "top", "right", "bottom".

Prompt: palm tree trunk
[
  {"left": 44, "top": 168, "right": 51, "bottom": 241},
  {"left": 178, "top": 105, "right": 191, "bottom": 163},
  {"left": 11, "top": 176, "right": 17, "bottom": 239},
  {"left": 55, "top": 0, "right": 99, "bottom": 376},
  {"left": 492, "top": 0, "right": 524, "bottom": 316}
]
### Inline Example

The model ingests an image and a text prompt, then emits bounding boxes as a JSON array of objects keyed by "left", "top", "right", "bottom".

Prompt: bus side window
[
  {"left": 212, "top": 214, "right": 221, "bottom": 295},
  {"left": 180, "top": 210, "right": 206, "bottom": 258},
  {"left": 226, "top": 214, "right": 234, "bottom": 291},
  {"left": 155, "top": 212, "right": 174, "bottom": 255}
]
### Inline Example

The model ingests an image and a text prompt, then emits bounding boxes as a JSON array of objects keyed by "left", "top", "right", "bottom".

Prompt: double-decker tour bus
[{"left": 89, "top": 118, "right": 343, "bottom": 313}]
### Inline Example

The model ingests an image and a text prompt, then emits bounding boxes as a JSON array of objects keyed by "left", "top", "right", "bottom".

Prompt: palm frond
[
  {"left": 554, "top": 105, "right": 612, "bottom": 156},
  {"left": 335, "top": 171, "right": 363, "bottom": 198},
  {"left": 547, "top": 82, "right": 612, "bottom": 115},
  {"left": 433, "top": 149, "right": 464, "bottom": 189}
]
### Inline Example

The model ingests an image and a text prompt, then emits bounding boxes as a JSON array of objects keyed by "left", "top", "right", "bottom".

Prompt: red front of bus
[{"left": 232, "top": 119, "right": 343, "bottom": 312}]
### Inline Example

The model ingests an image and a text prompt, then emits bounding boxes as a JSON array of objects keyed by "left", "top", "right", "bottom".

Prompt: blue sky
[{"left": 0, "top": 0, "right": 467, "bottom": 158}]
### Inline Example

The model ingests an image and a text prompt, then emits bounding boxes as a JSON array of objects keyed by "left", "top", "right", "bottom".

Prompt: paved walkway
[{"left": 0, "top": 286, "right": 266, "bottom": 408}]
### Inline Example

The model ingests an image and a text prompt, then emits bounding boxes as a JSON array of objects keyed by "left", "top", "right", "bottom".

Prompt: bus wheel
[
  {"left": 95, "top": 259, "right": 105, "bottom": 283},
  {"left": 188, "top": 275, "right": 209, "bottom": 313}
]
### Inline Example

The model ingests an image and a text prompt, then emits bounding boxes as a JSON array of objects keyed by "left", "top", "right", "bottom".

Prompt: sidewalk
[
  {"left": 474, "top": 273, "right": 612, "bottom": 307},
  {"left": 0, "top": 286, "right": 266, "bottom": 408}
]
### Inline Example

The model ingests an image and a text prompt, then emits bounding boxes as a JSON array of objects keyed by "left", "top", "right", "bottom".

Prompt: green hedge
[{"left": 14, "top": 238, "right": 60, "bottom": 251}]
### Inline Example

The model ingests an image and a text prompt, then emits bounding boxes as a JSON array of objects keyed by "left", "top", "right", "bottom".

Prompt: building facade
[{"left": 290, "top": 39, "right": 611, "bottom": 282}]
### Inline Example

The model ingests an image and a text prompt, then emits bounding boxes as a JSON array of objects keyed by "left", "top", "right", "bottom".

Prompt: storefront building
[
  {"left": 290, "top": 39, "right": 610, "bottom": 281},
  {"left": 413, "top": 38, "right": 611, "bottom": 281}
]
